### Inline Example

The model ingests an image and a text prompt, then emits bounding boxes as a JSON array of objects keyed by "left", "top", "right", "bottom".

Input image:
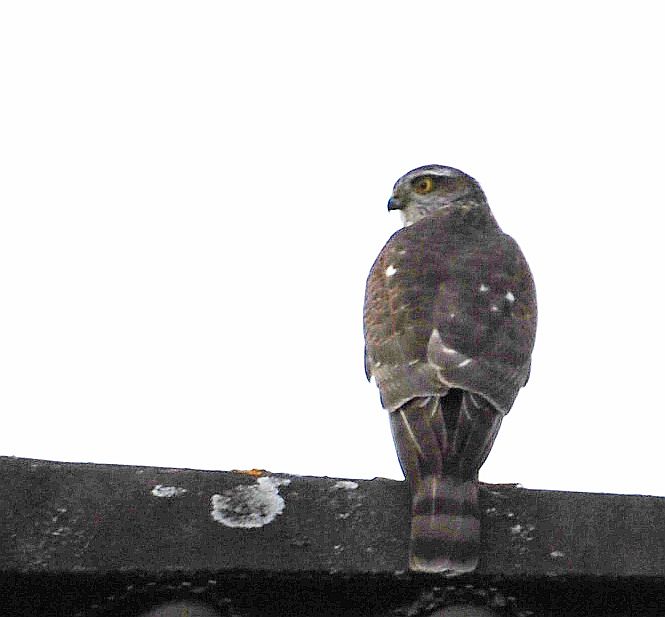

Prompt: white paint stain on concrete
[
  {"left": 210, "top": 476, "right": 291, "bottom": 528},
  {"left": 331, "top": 480, "right": 359, "bottom": 490},
  {"left": 151, "top": 484, "right": 188, "bottom": 498}
]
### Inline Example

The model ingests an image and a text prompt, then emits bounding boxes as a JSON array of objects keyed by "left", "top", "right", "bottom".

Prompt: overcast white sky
[{"left": 1, "top": 2, "right": 664, "bottom": 497}]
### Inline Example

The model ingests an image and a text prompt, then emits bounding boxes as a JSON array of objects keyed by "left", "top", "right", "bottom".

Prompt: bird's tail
[
  {"left": 389, "top": 394, "right": 490, "bottom": 575},
  {"left": 409, "top": 474, "right": 479, "bottom": 574}
]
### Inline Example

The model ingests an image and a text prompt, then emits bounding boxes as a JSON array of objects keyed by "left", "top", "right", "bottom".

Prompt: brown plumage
[{"left": 363, "top": 165, "right": 537, "bottom": 575}]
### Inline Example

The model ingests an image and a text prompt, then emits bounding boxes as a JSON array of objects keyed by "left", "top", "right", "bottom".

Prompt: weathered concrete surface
[{"left": 2, "top": 456, "right": 665, "bottom": 616}]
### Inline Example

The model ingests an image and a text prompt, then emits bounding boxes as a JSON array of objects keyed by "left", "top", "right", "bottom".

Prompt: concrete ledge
[{"left": 2, "top": 456, "right": 665, "bottom": 615}]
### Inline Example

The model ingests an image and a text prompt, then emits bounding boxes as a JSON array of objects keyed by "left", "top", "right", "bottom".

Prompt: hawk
[{"left": 363, "top": 165, "right": 537, "bottom": 575}]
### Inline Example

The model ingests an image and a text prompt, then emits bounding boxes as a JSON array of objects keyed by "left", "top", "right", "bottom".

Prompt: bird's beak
[{"left": 387, "top": 195, "right": 404, "bottom": 211}]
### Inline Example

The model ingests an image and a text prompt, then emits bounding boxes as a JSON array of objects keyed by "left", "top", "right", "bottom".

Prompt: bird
[{"left": 363, "top": 165, "right": 537, "bottom": 575}]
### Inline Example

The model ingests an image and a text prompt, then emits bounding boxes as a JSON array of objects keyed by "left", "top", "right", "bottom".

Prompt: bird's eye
[{"left": 413, "top": 177, "right": 434, "bottom": 194}]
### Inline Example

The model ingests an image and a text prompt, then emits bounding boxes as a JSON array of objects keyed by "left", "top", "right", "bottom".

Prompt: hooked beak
[{"left": 387, "top": 195, "right": 404, "bottom": 211}]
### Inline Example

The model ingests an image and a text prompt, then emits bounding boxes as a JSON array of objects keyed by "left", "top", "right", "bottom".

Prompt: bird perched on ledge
[{"left": 363, "top": 165, "right": 537, "bottom": 575}]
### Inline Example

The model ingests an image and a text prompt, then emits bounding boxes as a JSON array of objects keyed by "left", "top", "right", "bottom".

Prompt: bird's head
[{"left": 388, "top": 165, "right": 487, "bottom": 226}]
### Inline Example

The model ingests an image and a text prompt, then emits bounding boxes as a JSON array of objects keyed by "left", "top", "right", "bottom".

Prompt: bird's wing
[
  {"left": 425, "top": 232, "right": 537, "bottom": 413},
  {"left": 363, "top": 228, "right": 450, "bottom": 411}
]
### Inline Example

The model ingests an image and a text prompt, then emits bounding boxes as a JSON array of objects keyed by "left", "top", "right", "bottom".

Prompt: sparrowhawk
[{"left": 363, "top": 165, "right": 537, "bottom": 575}]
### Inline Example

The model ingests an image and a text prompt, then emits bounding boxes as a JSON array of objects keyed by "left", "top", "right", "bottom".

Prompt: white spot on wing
[
  {"left": 505, "top": 291, "right": 515, "bottom": 302},
  {"left": 430, "top": 329, "right": 458, "bottom": 355},
  {"left": 479, "top": 283, "right": 489, "bottom": 292},
  {"left": 491, "top": 305, "right": 499, "bottom": 312},
  {"left": 427, "top": 328, "right": 459, "bottom": 356},
  {"left": 457, "top": 358, "right": 472, "bottom": 368},
  {"left": 408, "top": 359, "right": 419, "bottom": 365},
  {"left": 385, "top": 265, "right": 397, "bottom": 277}
]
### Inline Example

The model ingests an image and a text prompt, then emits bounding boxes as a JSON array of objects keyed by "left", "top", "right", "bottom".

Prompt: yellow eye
[{"left": 413, "top": 176, "right": 434, "bottom": 194}]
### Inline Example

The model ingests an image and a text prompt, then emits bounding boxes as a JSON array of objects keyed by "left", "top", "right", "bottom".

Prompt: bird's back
[{"left": 364, "top": 207, "right": 536, "bottom": 413}]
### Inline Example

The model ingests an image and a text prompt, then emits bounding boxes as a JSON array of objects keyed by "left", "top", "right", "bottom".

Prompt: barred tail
[
  {"left": 409, "top": 475, "right": 479, "bottom": 574},
  {"left": 389, "top": 393, "right": 498, "bottom": 575}
]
